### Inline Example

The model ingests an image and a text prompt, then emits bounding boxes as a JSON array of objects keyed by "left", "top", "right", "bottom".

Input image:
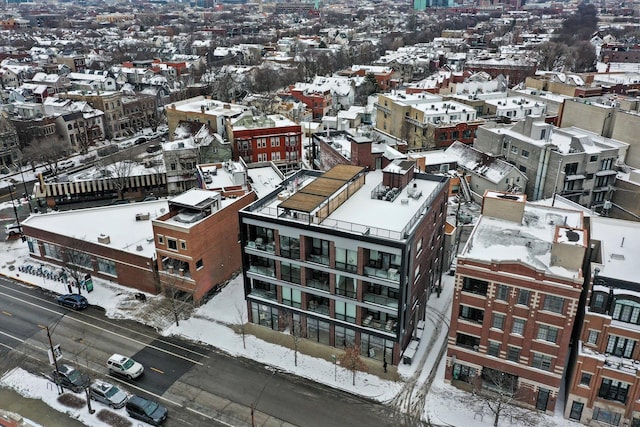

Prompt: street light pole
[
  {"left": 46, "top": 325, "right": 63, "bottom": 395},
  {"left": 15, "top": 163, "right": 33, "bottom": 214},
  {"left": 251, "top": 369, "right": 276, "bottom": 427},
  {"left": 8, "top": 185, "right": 20, "bottom": 228}
]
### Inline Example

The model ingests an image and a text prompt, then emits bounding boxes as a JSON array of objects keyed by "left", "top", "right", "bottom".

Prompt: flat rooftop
[
  {"left": 22, "top": 201, "right": 169, "bottom": 258},
  {"left": 252, "top": 166, "right": 445, "bottom": 240},
  {"left": 590, "top": 216, "right": 640, "bottom": 285},
  {"left": 462, "top": 203, "right": 584, "bottom": 279}
]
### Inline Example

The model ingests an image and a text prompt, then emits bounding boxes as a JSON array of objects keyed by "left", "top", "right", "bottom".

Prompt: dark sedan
[
  {"left": 57, "top": 294, "right": 89, "bottom": 310},
  {"left": 53, "top": 365, "right": 85, "bottom": 393}
]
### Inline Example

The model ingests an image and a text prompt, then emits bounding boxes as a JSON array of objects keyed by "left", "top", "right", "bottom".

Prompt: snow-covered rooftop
[
  {"left": 462, "top": 202, "right": 584, "bottom": 279},
  {"left": 589, "top": 216, "right": 640, "bottom": 285},
  {"left": 21, "top": 201, "right": 168, "bottom": 258}
]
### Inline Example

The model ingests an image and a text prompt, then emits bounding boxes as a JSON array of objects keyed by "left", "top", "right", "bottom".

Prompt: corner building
[
  {"left": 565, "top": 217, "right": 640, "bottom": 426},
  {"left": 445, "top": 191, "right": 587, "bottom": 413},
  {"left": 239, "top": 163, "right": 449, "bottom": 365}
]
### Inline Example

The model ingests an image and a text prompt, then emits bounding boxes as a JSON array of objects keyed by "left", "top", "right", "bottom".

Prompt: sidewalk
[{"left": 0, "top": 388, "right": 85, "bottom": 427}]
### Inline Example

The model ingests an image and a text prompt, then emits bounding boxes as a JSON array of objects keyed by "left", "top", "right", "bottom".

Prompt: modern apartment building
[
  {"left": 239, "top": 162, "right": 449, "bottom": 365},
  {"left": 445, "top": 191, "right": 587, "bottom": 414},
  {"left": 474, "top": 115, "right": 628, "bottom": 209},
  {"left": 564, "top": 217, "right": 640, "bottom": 426}
]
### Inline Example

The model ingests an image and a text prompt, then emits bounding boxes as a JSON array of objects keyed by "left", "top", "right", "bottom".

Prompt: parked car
[
  {"left": 57, "top": 294, "right": 89, "bottom": 310},
  {"left": 135, "top": 137, "right": 147, "bottom": 145},
  {"left": 4, "top": 223, "right": 22, "bottom": 236},
  {"left": 52, "top": 365, "right": 84, "bottom": 393},
  {"left": 107, "top": 354, "right": 144, "bottom": 379},
  {"left": 146, "top": 144, "right": 161, "bottom": 153},
  {"left": 58, "top": 160, "right": 76, "bottom": 171},
  {"left": 126, "top": 395, "right": 167, "bottom": 426},
  {"left": 89, "top": 380, "right": 128, "bottom": 409}
]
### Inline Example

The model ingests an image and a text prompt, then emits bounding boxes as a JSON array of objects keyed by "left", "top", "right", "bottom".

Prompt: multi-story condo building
[
  {"left": 239, "top": 162, "right": 449, "bottom": 365},
  {"left": 565, "top": 217, "right": 640, "bottom": 426},
  {"left": 229, "top": 113, "right": 302, "bottom": 173},
  {"left": 165, "top": 96, "right": 247, "bottom": 141},
  {"left": 474, "top": 115, "right": 628, "bottom": 209},
  {"left": 375, "top": 91, "right": 483, "bottom": 150},
  {"left": 445, "top": 191, "right": 587, "bottom": 414},
  {"left": 58, "top": 90, "right": 128, "bottom": 140}
]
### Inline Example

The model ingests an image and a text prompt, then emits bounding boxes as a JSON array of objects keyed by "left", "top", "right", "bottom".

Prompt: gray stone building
[{"left": 474, "top": 116, "right": 628, "bottom": 209}]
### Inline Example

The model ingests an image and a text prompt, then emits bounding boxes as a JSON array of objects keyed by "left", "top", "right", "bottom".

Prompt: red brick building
[
  {"left": 229, "top": 114, "right": 302, "bottom": 172},
  {"left": 337, "top": 65, "right": 396, "bottom": 92},
  {"left": 152, "top": 188, "right": 256, "bottom": 303},
  {"left": 286, "top": 85, "right": 331, "bottom": 120},
  {"left": 445, "top": 191, "right": 587, "bottom": 414},
  {"left": 564, "top": 217, "right": 640, "bottom": 426}
]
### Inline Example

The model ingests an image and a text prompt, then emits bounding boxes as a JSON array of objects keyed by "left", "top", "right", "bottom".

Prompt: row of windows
[
  {"left": 462, "top": 278, "right": 565, "bottom": 313},
  {"left": 39, "top": 241, "right": 117, "bottom": 278},
  {"left": 457, "top": 334, "right": 555, "bottom": 371},
  {"left": 157, "top": 235, "right": 187, "bottom": 251}
]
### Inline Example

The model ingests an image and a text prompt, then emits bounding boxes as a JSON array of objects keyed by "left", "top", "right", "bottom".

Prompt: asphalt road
[{"left": 0, "top": 279, "right": 398, "bottom": 427}]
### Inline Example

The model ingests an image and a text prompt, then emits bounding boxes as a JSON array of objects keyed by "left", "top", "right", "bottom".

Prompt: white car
[{"left": 107, "top": 354, "right": 144, "bottom": 379}]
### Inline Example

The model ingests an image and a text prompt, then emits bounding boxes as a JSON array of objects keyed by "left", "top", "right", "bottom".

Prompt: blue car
[{"left": 57, "top": 294, "right": 89, "bottom": 310}]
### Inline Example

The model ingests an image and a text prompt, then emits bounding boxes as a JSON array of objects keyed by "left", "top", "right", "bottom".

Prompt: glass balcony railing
[
  {"left": 362, "top": 315, "right": 398, "bottom": 333},
  {"left": 307, "top": 253, "right": 329, "bottom": 265},
  {"left": 248, "top": 265, "right": 275, "bottom": 277},
  {"left": 308, "top": 302, "right": 330, "bottom": 315},
  {"left": 250, "top": 288, "right": 277, "bottom": 301},
  {"left": 364, "top": 265, "right": 400, "bottom": 282},
  {"left": 363, "top": 293, "right": 399, "bottom": 309},
  {"left": 246, "top": 239, "right": 275, "bottom": 254},
  {"left": 307, "top": 279, "right": 330, "bottom": 292}
]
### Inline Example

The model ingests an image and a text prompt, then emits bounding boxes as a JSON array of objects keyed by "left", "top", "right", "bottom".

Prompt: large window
[
  {"left": 598, "top": 378, "right": 629, "bottom": 403},
  {"left": 612, "top": 299, "right": 640, "bottom": 325},
  {"left": 507, "top": 346, "right": 520, "bottom": 362},
  {"left": 462, "top": 277, "right": 488, "bottom": 296},
  {"left": 455, "top": 333, "right": 480, "bottom": 351},
  {"left": 334, "top": 325, "right": 355, "bottom": 348},
  {"left": 279, "top": 236, "right": 300, "bottom": 259},
  {"left": 280, "top": 262, "right": 300, "bottom": 284},
  {"left": 459, "top": 305, "right": 484, "bottom": 323},
  {"left": 511, "top": 318, "right": 525, "bottom": 335},
  {"left": 487, "top": 341, "right": 500, "bottom": 357},
  {"left": 537, "top": 324, "right": 559, "bottom": 343},
  {"left": 334, "top": 301, "right": 356, "bottom": 323},
  {"left": 517, "top": 289, "right": 530, "bottom": 306},
  {"left": 42, "top": 242, "right": 63, "bottom": 260},
  {"left": 606, "top": 335, "right": 636, "bottom": 358},
  {"left": 335, "top": 275, "right": 356, "bottom": 299},
  {"left": 492, "top": 313, "right": 505, "bottom": 330},
  {"left": 531, "top": 352, "right": 553, "bottom": 371},
  {"left": 67, "top": 249, "right": 93, "bottom": 269},
  {"left": 543, "top": 295, "right": 564, "bottom": 313},
  {"left": 592, "top": 407, "right": 621, "bottom": 426},
  {"left": 586, "top": 330, "right": 599, "bottom": 345},
  {"left": 281, "top": 286, "right": 301, "bottom": 308},
  {"left": 496, "top": 285, "right": 509, "bottom": 301},
  {"left": 335, "top": 247, "right": 357, "bottom": 272},
  {"left": 97, "top": 257, "right": 116, "bottom": 276},
  {"left": 308, "top": 238, "right": 330, "bottom": 265}
]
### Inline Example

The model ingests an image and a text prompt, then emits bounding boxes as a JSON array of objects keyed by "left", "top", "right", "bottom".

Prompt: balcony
[
  {"left": 363, "top": 293, "right": 399, "bottom": 310},
  {"left": 362, "top": 315, "right": 398, "bottom": 333},
  {"left": 308, "top": 299, "right": 330, "bottom": 315},
  {"left": 307, "top": 253, "right": 329, "bottom": 266},
  {"left": 248, "top": 264, "right": 275, "bottom": 277},
  {"left": 364, "top": 265, "right": 400, "bottom": 282},
  {"left": 250, "top": 287, "right": 277, "bottom": 301},
  {"left": 246, "top": 238, "right": 275, "bottom": 254},
  {"left": 306, "top": 278, "right": 330, "bottom": 293}
]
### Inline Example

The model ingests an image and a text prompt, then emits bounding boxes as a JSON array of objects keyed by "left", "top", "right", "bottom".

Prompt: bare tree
[
  {"left": 280, "top": 310, "right": 303, "bottom": 366},
  {"left": 235, "top": 302, "right": 248, "bottom": 349},
  {"left": 338, "top": 345, "right": 368, "bottom": 386},
  {"left": 467, "top": 368, "right": 542, "bottom": 427},
  {"left": 22, "top": 139, "right": 70, "bottom": 176},
  {"left": 95, "top": 149, "right": 136, "bottom": 200},
  {"left": 61, "top": 238, "right": 93, "bottom": 295}
]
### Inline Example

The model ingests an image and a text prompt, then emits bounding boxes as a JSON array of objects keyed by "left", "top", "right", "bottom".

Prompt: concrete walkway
[{"left": 0, "top": 387, "right": 86, "bottom": 427}]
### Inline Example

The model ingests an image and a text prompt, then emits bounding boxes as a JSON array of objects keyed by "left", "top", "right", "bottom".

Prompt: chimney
[{"left": 97, "top": 234, "right": 110, "bottom": 244}]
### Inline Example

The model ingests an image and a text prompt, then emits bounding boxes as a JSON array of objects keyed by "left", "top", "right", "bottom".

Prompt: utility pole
[{"left": 46, "top": 326, "right": 63, "bottom": 395}]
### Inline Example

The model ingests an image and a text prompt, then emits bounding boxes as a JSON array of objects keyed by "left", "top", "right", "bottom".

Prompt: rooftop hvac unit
[{"left": 97, "top": 234, "right": 111, "bottom": 244}]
